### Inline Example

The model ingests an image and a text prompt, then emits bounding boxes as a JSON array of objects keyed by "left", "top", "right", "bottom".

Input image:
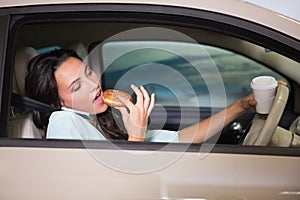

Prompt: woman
[{"left": 25, "top": 48, "right": 259, "bottom": 143}]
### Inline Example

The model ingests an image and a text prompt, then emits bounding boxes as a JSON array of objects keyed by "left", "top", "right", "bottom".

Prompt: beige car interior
[
  {"left": 9, "top": 47, "right": 43, "bottom": 138},
  {"left": 8, "top": 22, "right": 300, "bottom": 147}
]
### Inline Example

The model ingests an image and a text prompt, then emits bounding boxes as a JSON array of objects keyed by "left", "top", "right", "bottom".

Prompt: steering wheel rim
[{"left": 243, "top": 84, "right": 289, "bottom": 146}]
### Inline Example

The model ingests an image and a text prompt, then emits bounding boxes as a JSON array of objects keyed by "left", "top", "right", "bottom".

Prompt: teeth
[{"left": 94, "top": 91, "right": 101, "bottom": 100}]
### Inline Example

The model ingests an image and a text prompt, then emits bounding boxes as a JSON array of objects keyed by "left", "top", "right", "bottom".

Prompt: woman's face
[{"left": 55, "top": 57, "right": 108, "bottom": 114}]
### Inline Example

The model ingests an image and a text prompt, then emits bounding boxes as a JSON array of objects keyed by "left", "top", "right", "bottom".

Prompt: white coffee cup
[{"left": 251, "top": 76, "right": 278, "bottom": 114}]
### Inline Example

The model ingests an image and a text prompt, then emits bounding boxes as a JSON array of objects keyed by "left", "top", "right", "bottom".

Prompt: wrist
[
  {"left": 128, "top": 134, "right": 145, "bottom": 142},
  {"left": 229, "top": 99, "right": 246, "bottom": 117}
]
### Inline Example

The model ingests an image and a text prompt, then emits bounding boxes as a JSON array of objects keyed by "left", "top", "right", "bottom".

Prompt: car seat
[
  {"left": 68, "top": 42, "right": 88, "bottom": 61},
  {"left": 68, "top": 41, "right": 102, "bottom": 76},
  {"left": 9, "top": 47, "right": 44, "bottom": 138},
  {"left": 12, "top": 47, "right": 37, "bottom": 95},
  {"left": 87, "top": 41, "right": 102, "bottom": 79}
]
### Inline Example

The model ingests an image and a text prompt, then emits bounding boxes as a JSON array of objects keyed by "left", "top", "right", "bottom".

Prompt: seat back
[
  {"left": 9, "top": 47, "right": 44, "bottom": 138},
  {"left": 9, "top": 112, "right": 44, "bottom": 138}
]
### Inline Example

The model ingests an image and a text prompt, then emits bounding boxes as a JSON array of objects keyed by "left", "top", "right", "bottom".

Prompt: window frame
[
  {"left": 1, "top": 138, "right": 300, "bottom": 157},
  {"left": 0, "top": 15, "right": 10, "bottom": 136}
]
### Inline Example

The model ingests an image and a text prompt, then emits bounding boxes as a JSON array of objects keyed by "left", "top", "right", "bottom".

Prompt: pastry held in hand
[{"left": 103, "top": 89, "right": 133, "bottom": 107}]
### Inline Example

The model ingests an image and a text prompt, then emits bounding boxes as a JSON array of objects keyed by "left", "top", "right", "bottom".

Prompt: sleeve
[
  {"left": 145, "top": 129, "right": 180, "bottom": 143},
  {"left": 46, "top": 111, "right": 106, "bottom": 140}
]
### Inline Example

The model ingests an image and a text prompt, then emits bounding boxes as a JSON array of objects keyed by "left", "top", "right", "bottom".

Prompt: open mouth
[{"left": 93, "top": 90, "right": 103, "bottom": 104}]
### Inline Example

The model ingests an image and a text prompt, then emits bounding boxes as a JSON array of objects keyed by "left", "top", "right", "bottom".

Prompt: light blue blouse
[{"left": 47, "top": 107, "right": 179, "bottom": 143}]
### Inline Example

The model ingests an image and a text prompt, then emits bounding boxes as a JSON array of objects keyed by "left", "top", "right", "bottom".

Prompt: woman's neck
[{"left": 61, "top": 107, "right": 97, "bottom": 122}]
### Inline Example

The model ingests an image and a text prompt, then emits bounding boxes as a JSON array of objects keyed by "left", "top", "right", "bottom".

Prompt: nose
[
  {"left": 85, "top": 77, "right": 100, "bottom": 92},
  {"left": 95, "top": 82, "right": 100, "bottom": 90}
]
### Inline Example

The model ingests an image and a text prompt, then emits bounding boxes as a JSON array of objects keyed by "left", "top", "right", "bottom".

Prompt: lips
[{"left": 93, "top": 90, "right": 103, "bottom": 105}]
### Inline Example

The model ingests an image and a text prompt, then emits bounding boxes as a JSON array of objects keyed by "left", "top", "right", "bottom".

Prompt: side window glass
[
  {"left": 205, "top": 46, "right": 288, "bottom": 105},
  {"left": 101, "top": 41, "right": 288, "bottom": 108}
]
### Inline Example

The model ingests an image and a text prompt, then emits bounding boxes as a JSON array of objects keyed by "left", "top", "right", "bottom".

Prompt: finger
[
  {"left": 275, "top": 80, "right": 287, "bottom": 94},
  {"left": 147, "top": 93, "right": 155, "bottom": 117},
  {"left": 277, "top": 80, "right": 288, "bottom": 86},
  {"left": 249, "top": 99, "right": 257, "bottom": 106},
  {"left": 140, "top": 85, "right": 150, "bottom": 109},
  {"left": 248, "top": 93, "right": 254, "bottom": 100},
  {"left": 131, "top": 84, "right": 143, "bottom": 106}
]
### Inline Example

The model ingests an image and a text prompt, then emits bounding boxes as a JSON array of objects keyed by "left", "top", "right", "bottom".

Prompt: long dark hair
[{"left": 25, "top": 48, "right": 128, "bottom": 140}]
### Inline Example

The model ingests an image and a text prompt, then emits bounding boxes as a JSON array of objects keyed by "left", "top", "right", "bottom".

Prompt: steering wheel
[{"left": 243, "top": 84, "right": 289, "bottom": 146}]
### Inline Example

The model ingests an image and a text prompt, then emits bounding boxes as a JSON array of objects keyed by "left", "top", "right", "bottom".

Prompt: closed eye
[{"left": 72, "top": 81, "right": 81, "bottom": 92}]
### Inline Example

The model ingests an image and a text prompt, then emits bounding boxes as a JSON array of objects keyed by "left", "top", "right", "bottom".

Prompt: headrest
[
  {"left": 68, "top": 42, "right": 99, "bottom": 76},
  {"left": 68, "top": 42, "right": 88, "bottom": 61},
  {"left": 13, "top": 47, "right": 38, "bottom": 95}
]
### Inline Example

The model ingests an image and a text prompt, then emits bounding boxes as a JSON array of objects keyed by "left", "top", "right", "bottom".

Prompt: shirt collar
[{"left": 61, "top": 107, "right": 97, "bottom": 121}]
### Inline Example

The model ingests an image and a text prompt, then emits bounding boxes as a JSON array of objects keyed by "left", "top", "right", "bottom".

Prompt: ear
[
  {"left": 52, "top": 97, "right": 64, "bottom": 107},
  {"left": 59, "top": 100, "right": 65, "bottom": 107},
  {"left": 51, "top": 101, "right": 63, "bottom": 108}
]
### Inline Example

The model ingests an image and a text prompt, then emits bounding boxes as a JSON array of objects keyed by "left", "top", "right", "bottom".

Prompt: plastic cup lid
[{"left": 251, "top": 76, "right": 278, "bottom": 90}]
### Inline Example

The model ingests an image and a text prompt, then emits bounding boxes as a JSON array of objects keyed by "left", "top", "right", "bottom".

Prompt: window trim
[
  {"left": 0, "top": 15, "right": 10, "bottom": 137},
  {"left": 1, "top": 138, "right": 300, "bottom": 157}
]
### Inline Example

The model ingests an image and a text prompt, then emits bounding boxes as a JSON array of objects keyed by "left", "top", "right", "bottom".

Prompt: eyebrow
[
  {"left": 67, "top": 65, "right": 88, "bottom": 89},
  {"left": 84, "top": 65, "right": 89, "bottom": 74}
]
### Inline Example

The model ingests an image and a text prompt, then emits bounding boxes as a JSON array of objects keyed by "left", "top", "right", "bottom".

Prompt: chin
[{"left": 94, "top": 104, "right": 108, "bottom": 114}]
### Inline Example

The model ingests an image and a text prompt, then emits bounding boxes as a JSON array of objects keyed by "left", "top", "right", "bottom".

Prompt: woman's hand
[
  {"left": 116, "top": 84, "right": 155, "bottom": 142},
  {"left": 238, "top": 80, "right": 288, "bottom": 113},
  {"left": 239, "top": 93, "right": 257, "bottom": 112}
]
